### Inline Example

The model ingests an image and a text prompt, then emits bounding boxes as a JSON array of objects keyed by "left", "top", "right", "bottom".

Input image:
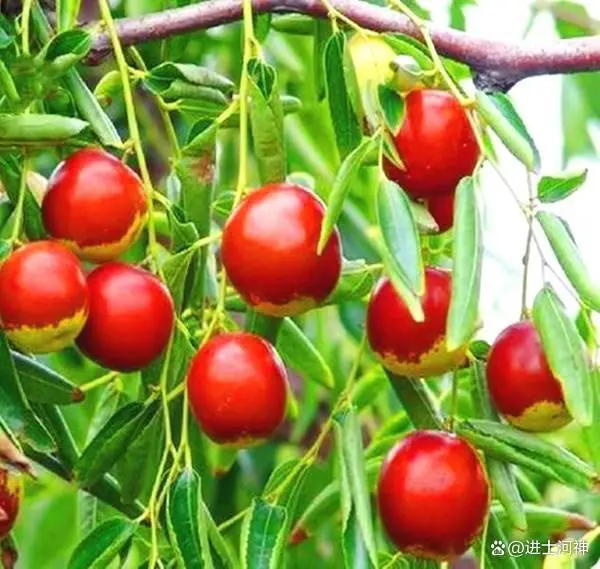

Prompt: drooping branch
[{"left": 86, "top": 0, "right": 600, "bottom": 89}]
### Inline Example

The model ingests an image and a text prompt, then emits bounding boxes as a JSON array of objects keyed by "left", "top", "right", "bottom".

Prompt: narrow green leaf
[
  {"left": 313, "top": 20, "right": 330, "bottom": 100},
  {"left": 241, "top": 498, "right": 287, "bottom": 569},
  {"left": 0, "top": 114, "right": 88, "bottom": 145},
  {"left": 488, "top": 460, "right": 527, "bottom": 532},
  {"left": 537, "top": 211, "right": 600, "bottom": 311},
  {"left": 56, "top": 0, "right": 81, "bottom": 31},
  {"left": 446, "top": 176, "right": 482, "bottom": 351},
  {"left": 0, "top": 331, "right": 54, "bottom": 451},
  {"left": 0, "top": 60, "right": 20, "bottom": 105},
  {"left": 318, "top": 135, "right": 378, "bottom": 253},
  {"left": 456, "top": 419, "right": 597, "bottom": 490},
  {"left": 38, "top": 29, "right": 91, "bottom": 70},
  {"left": 532, "top": 285, "right": 593, "bottom": 426},
  {"left": 342, "top": 510, "right": 369, "bottom": 569},
  {"left": 351, "top": 369, "right": 388, "bottom": 411},
  {"left": 476, "top": 91, "right": 540, "bottom": 172},
  {"left": 387, "top": 374, "right": 444, "bottom": 429},
  {"left": 75, "top": 401, "right": 159, "bottom": 486},
  {"left": 163, "top": 245, "right": 199, "bottom": 313},
  {"left": 377, "top": 178, "right": 424, "bottom": 295},
  {"left": 68, "top": 518, "right": 136, "bottom": 569},
  {"left": 145, "top": 63, "right": 234, "bottom": 98},
  {"left": 324, "top": 32, "right": 362, "bottom": 159},
  {"left": 277, "top": 319, "right": 334, "bottom": 389},
  {"left": 377, "top": 84, "right": 405, "bottom": 134},
  {"left": 168, "top": 469, "right": 214, "bottom": 569},
  {"left": 203, "top": 503, "right": 238, "bottom": 569},
  {"left": 537, "top": 169, "right": 587, "bottom": 203},
  {"left": 334, "top": 408, "right": 378, "bottom": 567},
  {"left": 325, "top": 259, "right": 379, "bottom": 304},
  {"left": 93, "top": 70, "right": 123, "bottom": 106},
  {"left": 247, "top": 59, "right": 286, "bottom": 184},
  {"left": 13, "top": 352, "right": 84, "bottom": 405},
  {"left": 182, "top": 121, "right": 219, "bottom": 156}
]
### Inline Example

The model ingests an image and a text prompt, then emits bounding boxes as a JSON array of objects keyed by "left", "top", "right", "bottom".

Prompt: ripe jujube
[
  {"left": 378, "top": 431, "right": 490, "bottom": 561},
  {"left": 42, "top": 148, "right": 147, "bottom": 263},
  {"left": 486, "top": 320, "right": 571, "bottom": 432},
  {"left": 367, "top": 268, "right": 467, "bottom": 378},
  {"left": 76, "top": 262, "right": 174, "bottom": 372},
  {"left": 221, "top": 183, "right": 342, "bottom": 317},
  {"left": 425, "top": 192, "right": 455, "bottom": 233},
  {"left": 187, "top": 332, "right": 287, "bottom": 447},
  {"left": 0, "top": 469, "right": 22, "bottom": 538},
  {"left": 0, "top": 241, "right": 88, "bottom": 354},
  {"left": 383, "top": 89, "right": 479, "bottom": 199}
]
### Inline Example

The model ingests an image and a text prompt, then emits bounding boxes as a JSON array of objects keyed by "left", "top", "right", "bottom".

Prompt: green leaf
[
  {"left": 333, "top": 408, "right": 378, "bottom": 567},
  {"left": 168, "top": 469, "right": 214, "bottom": 569},
  {"left": 0, "top": 114, "right": 88, "bottom": 145},
  {"left": 318, "top": 134, "right": 379, "bottom": 253},
  {"left": 277, "top": 318, "right": 334, "bottom": 389},
  {"left": 114, "top": 409, "right": 163, "bottom": 504},
  {"left": 351, "top": 369, "right": 387, "bottom": 411},
  {"left": 537, "top": 169, "right": 587, "bottom": 203},
  {"left": 387, "top": 375, "right": 444, "bottom": 429},
  {"left": 75, "top": 401, "right": 159, "bottom": 486},
  {"left": 163, "top": 244, "right": 199, "bottom": 313},
  {"left": 537, "top": 211, "right": 600, "bottom": 311},
  {"left": 93, "top": 70, "right": 123, "bottom": 106},
  {"left": 0, "top": 331, "right": 54, "bottom": 451},
  {"left": 487, "top": 459, "right": 527, "bottom": 532},
  {"left": 0, "top": 239, "right": 10, "bottom": 262},
  {"left": 532, "top": 285, "right": 593, "bottom": 426},
  {"left": 377, "top": 178, "right": 424, "bottom": 296},
  {"left": 37, "top": 29, "right": 91, "bottom": 72},
  {"left": 325, "top": 259, "right": 379, "bottom": 304},
  {"left": 0, "top": 60, "right": 20, "bottom": 105},
  {"left": 446, "top": 176, "right": 482, "bottom": 350},
  {"left": 342, "top": 510, "right": 369, "bottom": 569},
  {"left": 145, "top": 63, "right": 234, "bottom": 101},
  {"left": 56, "top": 0, "right": 81, "bottom": 31},
  {"left": 324, "top": 32, "right": 362, "bottom": 159},
  {"left": 68, "top": 518, "right": 136, "bottom": 569},
  {"left": 203, "top": 502, "right": 238, "bottom": 569},
  {"left": 456, "top": 419, "right": 597, "bottom": 490},
  {"left": 182, "top": 121, "right": 219, "bottom": 156},
  {"left": 450, "top": 0, "right": 475, "bottom": 30},
  {"left": 475, "top": 91, "right": 540, "bottom": 172},
  {"left": 382, "top": 34, "right": 434, "bottom": 72},
  {"left": 377, "top": 84, "right": 405, "bottom": 134},
  {"left": 13, "top": 351, "right": 84, "bottom": 405},
  {"left": 240, "top": 498, "right": 287, "bottom": 569},
  {"left": 247, "top": 58, "right": 286, "bottom": 184}
]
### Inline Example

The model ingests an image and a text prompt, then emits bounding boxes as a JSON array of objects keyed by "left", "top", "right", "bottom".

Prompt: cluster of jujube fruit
[{"left": 0, "top": 71, "right": 573, "bottom": 565}]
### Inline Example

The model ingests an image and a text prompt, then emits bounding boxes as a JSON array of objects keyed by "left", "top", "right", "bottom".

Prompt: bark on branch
[{"left": 87, "top": 0, "right": 600, "bottom": 89}]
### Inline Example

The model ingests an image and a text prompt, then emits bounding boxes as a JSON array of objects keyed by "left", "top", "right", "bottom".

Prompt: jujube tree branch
[{"left": 85, "top": 0, "right": 600, "bottom": 90}]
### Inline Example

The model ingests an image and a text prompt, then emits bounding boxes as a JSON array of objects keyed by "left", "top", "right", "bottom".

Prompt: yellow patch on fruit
[
  {"left": 6, "top": 307, "right": 88, "bottom": 354},
  {"left": 378, "top": 336, "right": 467, "bottom": 378},
  {"left": 506, "top": 400, "right": 572, "bottom": 432},
  {"left": 252, "top": 296, "right": 317, "bottom": 318},
  {"left": 4, "top": 473, "right": 22, "bottom": 500},
  {"left": 59, "top": 210, "right": 147, "bottom": 263}
]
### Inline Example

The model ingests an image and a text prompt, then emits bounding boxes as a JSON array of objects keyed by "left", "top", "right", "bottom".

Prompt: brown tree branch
[{"left": 86, "top": 0, "right": 600, "bottom": 89}]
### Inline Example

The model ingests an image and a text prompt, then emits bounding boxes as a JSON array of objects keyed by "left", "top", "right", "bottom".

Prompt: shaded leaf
[{"left": 538, "top": 169, "right": 587, "bottom": 203}]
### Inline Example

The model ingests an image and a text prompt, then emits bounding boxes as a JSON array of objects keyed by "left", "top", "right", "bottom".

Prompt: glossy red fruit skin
[
  {"left": 0, "top": 241, "right": 88, "bottom": 354},
  {"left": 221, "top": 183, "right": 342, "bottom": 317},
  {"left": 378, "top": 431, "right": 490, "bottom": 561},
  {"left": 42, "top": 148, "right": 147, "bottom": 263},
  {"left": 0, "top": 469, "right": 21, "bottom": 538},
  {"left": 383, "top": 90, "right": 479, "bottom": 199},
  {"left": 187, "top": 332, "right": 287, "bottom": 446},
  {"left": 486, "top": 320, "right": 571, "bottom": 432},
  {"left": 367, "top": 268, "right": 466, "bottom": 378},
  {"left": 425, "top": 193, "right": 455, "bottom": 233},
  {"left": 76, "top": 263, "right": 174, "bottom": 372}
]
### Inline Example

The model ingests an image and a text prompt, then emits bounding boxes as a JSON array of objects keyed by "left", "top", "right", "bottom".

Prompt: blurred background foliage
[{"left": 2, "top": 0, "right": 600, "bottom": 567}]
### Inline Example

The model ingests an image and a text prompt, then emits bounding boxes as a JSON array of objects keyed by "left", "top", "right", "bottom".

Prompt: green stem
[
  {"left": 79, "top": 372, "right": 118, "bottom": 393},
  {"left": 10, "top": 153, "right": 28, "bottom": 244},
  {"left": 21, "top": 0, "right": 34, "bottom": 55},
  {"left": 97, "top": 0, "right": 160, "bottom": 273}
]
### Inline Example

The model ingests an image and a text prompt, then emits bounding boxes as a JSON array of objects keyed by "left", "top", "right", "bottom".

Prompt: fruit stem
[
  {"left": 20, "top": 0, "right": 33, "bottom": 55},
  {"left": 79, "top": 371, "right": 119, "bottom": 393},
  {"left": 448, "top": 370, "right": 459, "bottom": 432},
  {"left": 127, "top": 47, "right": 182, "bottom": 162},
  {"left": 520, "top": 170, "right": 535, "bottom": 319},
  {"left": 97, "top": 0, "right": 162, "bottom": 276},
  {"left": 9, "top": 153, "right": 28, "bottom": 245}
]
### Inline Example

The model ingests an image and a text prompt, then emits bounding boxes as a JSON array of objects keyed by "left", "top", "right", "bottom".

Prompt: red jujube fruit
[
  {"left": 187, "top": 332, "right": 288, "bottom": 447},
  {"left": 221, "top": 183, "right": 342, "bottom": 317},
  {"left": 76, "top": 263, "right": 174, "bottom": 371},
  {"left": 0, "top": 241, "right": 88, "bottom": 353},
  {"left": 486, "top": 320, "right": 571, "bottom": 432},
  {"left": 43, "top": 148, "right": 147, "bottom": 263},
  {"left": 378, "top": 431, "right": 490, "bottom": 561}
]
